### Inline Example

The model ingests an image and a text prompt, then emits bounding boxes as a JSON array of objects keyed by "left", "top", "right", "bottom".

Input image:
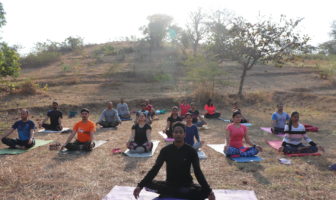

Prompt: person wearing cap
[
  {"left": 39, "top": 101, "right": 63, "bottom": 131},
  {"left": 133, "top": 122, "right": 215, "bottom": 200},
  {"left": 184, "top": 112, "right": 203, "bottom": 150},
  {"left": 97, "top": 102, "right": 121, "bottom": 128},
  {"left": 1, "top": 109, "right": 36, "bottom": 149},
  {"left": 61, "top": 108, "right": 96, "bottom": 151},
  {"left": 163, "top": 106, "right": 182, "bottom": 138}
]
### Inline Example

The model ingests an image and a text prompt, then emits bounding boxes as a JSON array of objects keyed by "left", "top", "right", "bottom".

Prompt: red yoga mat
[{"left": 267, "top": 140, "right": 321, "bottom": 157}]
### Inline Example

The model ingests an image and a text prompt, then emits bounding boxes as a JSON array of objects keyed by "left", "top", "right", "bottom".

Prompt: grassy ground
[
  {"left": 1, "top": 44, "right": 336, "bottom": 199},
  {"left": 1, "top": 104, "right": 336, "bottom": 200}
]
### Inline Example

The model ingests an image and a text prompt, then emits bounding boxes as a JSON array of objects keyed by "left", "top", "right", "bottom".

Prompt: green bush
[
  {"left": 94, "top": 45, "right": 117, "bottom": 56},
  {"left": 0, "top": 43, "right": 21, "bottom": 78},
  {"left": 20, "top": 37, "right": 83, "bottom": 68},
  {"left": 21, "top": 51, "right": 61, "bottom": 68},
  {"left": 153, "top": 72, "right": 171, "bottom": 82}
]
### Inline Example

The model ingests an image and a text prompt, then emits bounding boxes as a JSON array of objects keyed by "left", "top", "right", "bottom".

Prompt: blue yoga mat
[
  {"left": 230, "top": 156, "right": 263, "bottom": 163},
  {"left": 120, "top": 118, "right": 132, "bottom": 121}
]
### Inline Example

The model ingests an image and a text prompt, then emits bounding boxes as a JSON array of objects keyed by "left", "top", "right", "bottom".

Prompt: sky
[{"left": 1, "top": 0, "right": 336, "bottom": 55}]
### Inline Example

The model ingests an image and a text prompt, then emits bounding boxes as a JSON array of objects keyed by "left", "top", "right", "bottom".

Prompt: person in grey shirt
[
  {"left": 97, "top": 102, "right": 121, "bottom": 128},
  {"left": 117, "top": 98, "right": 131, "bottom": 119}
]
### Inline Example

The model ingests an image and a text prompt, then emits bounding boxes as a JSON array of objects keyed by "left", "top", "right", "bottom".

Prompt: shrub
[
  {"left": 21, "top": 51, "right": 61, "bottom": 68},
  {"left": 20, "top": 37, "right": 83, "bottom": 69}
]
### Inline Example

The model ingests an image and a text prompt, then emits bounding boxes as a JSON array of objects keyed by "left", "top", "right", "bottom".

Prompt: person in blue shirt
[
  {"left": 1, "top": 109, "right": 35, "bottom": 149},
  {"left": 271, "top": 103, "right": 290, "bottom": 134},
  {"left": 184, "top": 113, "right": 203, "bottom": 150}
]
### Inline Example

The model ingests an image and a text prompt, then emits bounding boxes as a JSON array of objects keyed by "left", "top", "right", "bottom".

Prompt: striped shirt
[{"left": 283, "top": 123, "right": 313, "bottom": 145}]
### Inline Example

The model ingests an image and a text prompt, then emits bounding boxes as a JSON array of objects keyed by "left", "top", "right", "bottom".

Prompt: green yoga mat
[{"left": 0, "top": 139, "right": 53, "bottom": 155}]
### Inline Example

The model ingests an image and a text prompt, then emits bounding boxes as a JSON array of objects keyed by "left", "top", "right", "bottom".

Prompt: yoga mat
[
  {"left": 120, "top": 118, "right": 132, "bottom": 121},
  {"left": 207, "top": 144, "right": 263, "bottom": 163},
  {"left": 102, "top": 186, "right": 258, "bottom": 200},
  {"left": 218, "top": 118, "right": 231, "bottom": 122},
  {"left": 218, "top": 119, "right": 253, "bottom": 126},
  {"left": 59, "top": 140, "right": 108, "bottom": 155},
  {"left": 123, "top": 140, "right": 159, "bottom": 157},
  {"left": 260, "top": 127, "right": 284, "bottom": 137},
  {"left": 197, "top": 151, "right": 207, "bottom": 159},
  {"left": 0, "top": 139, "right": 53, "bottom": 155},
  {"left": 158, "top": 131, "right": 175, "bottom": 142},
  {"left": 267, "top": 140, "right": 321, "bottom": 157},
  {"left": 37, "top": 128, "right": 71, "bottom": 134},
  {"left": 304, "top": 124, "right": 319, "bottom": 132}
]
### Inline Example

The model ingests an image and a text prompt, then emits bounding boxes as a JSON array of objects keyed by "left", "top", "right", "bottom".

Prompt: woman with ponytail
[
  {"left": 224, "top": 111, "right": 262, "bottom": 157},
  {"left": 279, "top": 111, "right": 324, "bottom": 154}
]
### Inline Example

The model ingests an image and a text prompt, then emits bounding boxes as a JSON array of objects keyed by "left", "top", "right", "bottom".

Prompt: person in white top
[{"left": 279, "top": 111, "right": 324, "bottom": 154}]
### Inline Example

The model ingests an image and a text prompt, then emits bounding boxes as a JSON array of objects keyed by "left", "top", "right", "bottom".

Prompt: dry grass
[
  {"left": 2, "top": 44, "right": 336, "bottom": 200},
  {"left": 1, "top": 104, "right": 336, "bottom": 200}
]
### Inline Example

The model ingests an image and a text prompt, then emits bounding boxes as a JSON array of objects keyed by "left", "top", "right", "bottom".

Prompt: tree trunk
[
  {"left": 238, "top": 65, "right": 248, "bottom": 96},
  {"left": 193, "top": 40, "right": 198, "bottom": 56}
]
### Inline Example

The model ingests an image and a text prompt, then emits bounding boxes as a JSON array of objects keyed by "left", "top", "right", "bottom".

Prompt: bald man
[
  {"left": 97, "top": 102, "right": 121, "bottom": 128},
  {"left": 1, "top": 109, "right": 36, "bottom": 149}
]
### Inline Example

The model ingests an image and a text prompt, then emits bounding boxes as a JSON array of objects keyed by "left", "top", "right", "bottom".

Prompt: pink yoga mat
[
  {"left": 267, "top": 140, "right": 321, "bottom": 157},
  {"left": 260, "top": 127, "right": 284, "bottom": 137}
]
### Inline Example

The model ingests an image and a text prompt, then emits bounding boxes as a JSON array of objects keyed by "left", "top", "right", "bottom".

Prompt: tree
[
  {"left": 142, "top": 14, "right": 173, "bottom": 50},
  {"left": 209, "top": 15, "right": 309, "bottom": 96},
  {"left": 331, "top": 20, "right": 336, "bottom": 40},
  {"left": 0, "top": 43, "right": 20, "bottom": 78},
  {"left": 319, "top": 20, "right": 336, "bottom": 55},
  {"left": 0, "top": 3, "right": 6, "bottom": 29},
  {"left": 184, "top": 55, "right": 222, "bottom": 98},
  {"left": 186, "top": 8, "right": 207, "bottom": 56},
  {"left": 0, "top": 3, "right": 20, "bottom": 79}
]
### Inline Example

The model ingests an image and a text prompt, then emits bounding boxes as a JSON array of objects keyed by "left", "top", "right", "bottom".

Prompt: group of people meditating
[{"left": 0, "top": 99, "right": 325, "bottom": 199}]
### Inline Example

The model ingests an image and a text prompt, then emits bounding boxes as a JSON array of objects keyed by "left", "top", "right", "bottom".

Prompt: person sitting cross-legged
[
  {"left": 278, "top": 111, "right": 324, "bottom": 154},
  {"left": 163, "top": 106, "right": 182, "bottom": 138},
  {"left": 204, "top": 99, "right": 221, "bottom": 119},
  {"left": 189, "top": 102, "right": 207, "bottom": 127},
  {"left": 127, "top": 112, "right": 153, "bottom": 153},
  {"left": 97, "top": 102, "right": 121, "bottom": 128},
  {"left": 232, "top": 102, "right": 248, "bottom": 123},
  {"left": 185, "top": 113, "right": 203, "bottom": 151},
  {"left": 117, "top": 98, "right": 131, "bottom": 120},
  {"left": 133, "top": 122, "right": 215, "bottom": 200},
  {"left": 39, "top": 101, "right": 63, "bottom": 131},
  {"left": 1, "top": 109, "right": 35, "bottom": 149},
  {"left": 61, "top": 108, "right": 96, "bottom": 151},
  {"left": 224, "top": 111, "right": 262, "bottom": 157},
  {"left": 271, "top": 103, "right": 290, "bottom": 134}
]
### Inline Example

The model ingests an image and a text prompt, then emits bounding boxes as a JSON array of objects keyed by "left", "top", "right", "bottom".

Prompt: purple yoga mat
[
  {"left": 102, "top": 186, "right": 258, "bottom": 200},
  {"left": 260, "top": 127, "right": 284, "bottom": 137}
]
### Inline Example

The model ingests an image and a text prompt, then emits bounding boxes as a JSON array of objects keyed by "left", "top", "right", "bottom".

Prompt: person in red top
[
  {"left": 224, "top": 111, "right": 262, "bottom": 157},
  {"left": 179, "top": 99, "right": 191, "bottom": 118},
  {"left": 61, "top": 108, "right": 96, "bottom": 151},
  {"left": 144, "top": 99, "right": 156, "bottom": 119},
  {"left": 204, "top": 99, "right": 221, "bottom": 119}
]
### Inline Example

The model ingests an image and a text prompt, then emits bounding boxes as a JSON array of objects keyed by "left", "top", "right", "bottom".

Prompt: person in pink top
[
  {"left": 204, "top": 99, "right": 221, "bottom": 119},
  {"left": 180, "top": 99, "right": 191, "bottom": 118},
  {"left": 224, "top": 111, "right": 262, "bottom": 157}
]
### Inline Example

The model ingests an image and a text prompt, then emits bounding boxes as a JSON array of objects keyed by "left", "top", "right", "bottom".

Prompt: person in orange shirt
[
  {"left": 61, "top": 108, "right": 96, "bottom": 151},
  {"left": 204, "top": 99, "right": 221, "bottom": 119}
]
